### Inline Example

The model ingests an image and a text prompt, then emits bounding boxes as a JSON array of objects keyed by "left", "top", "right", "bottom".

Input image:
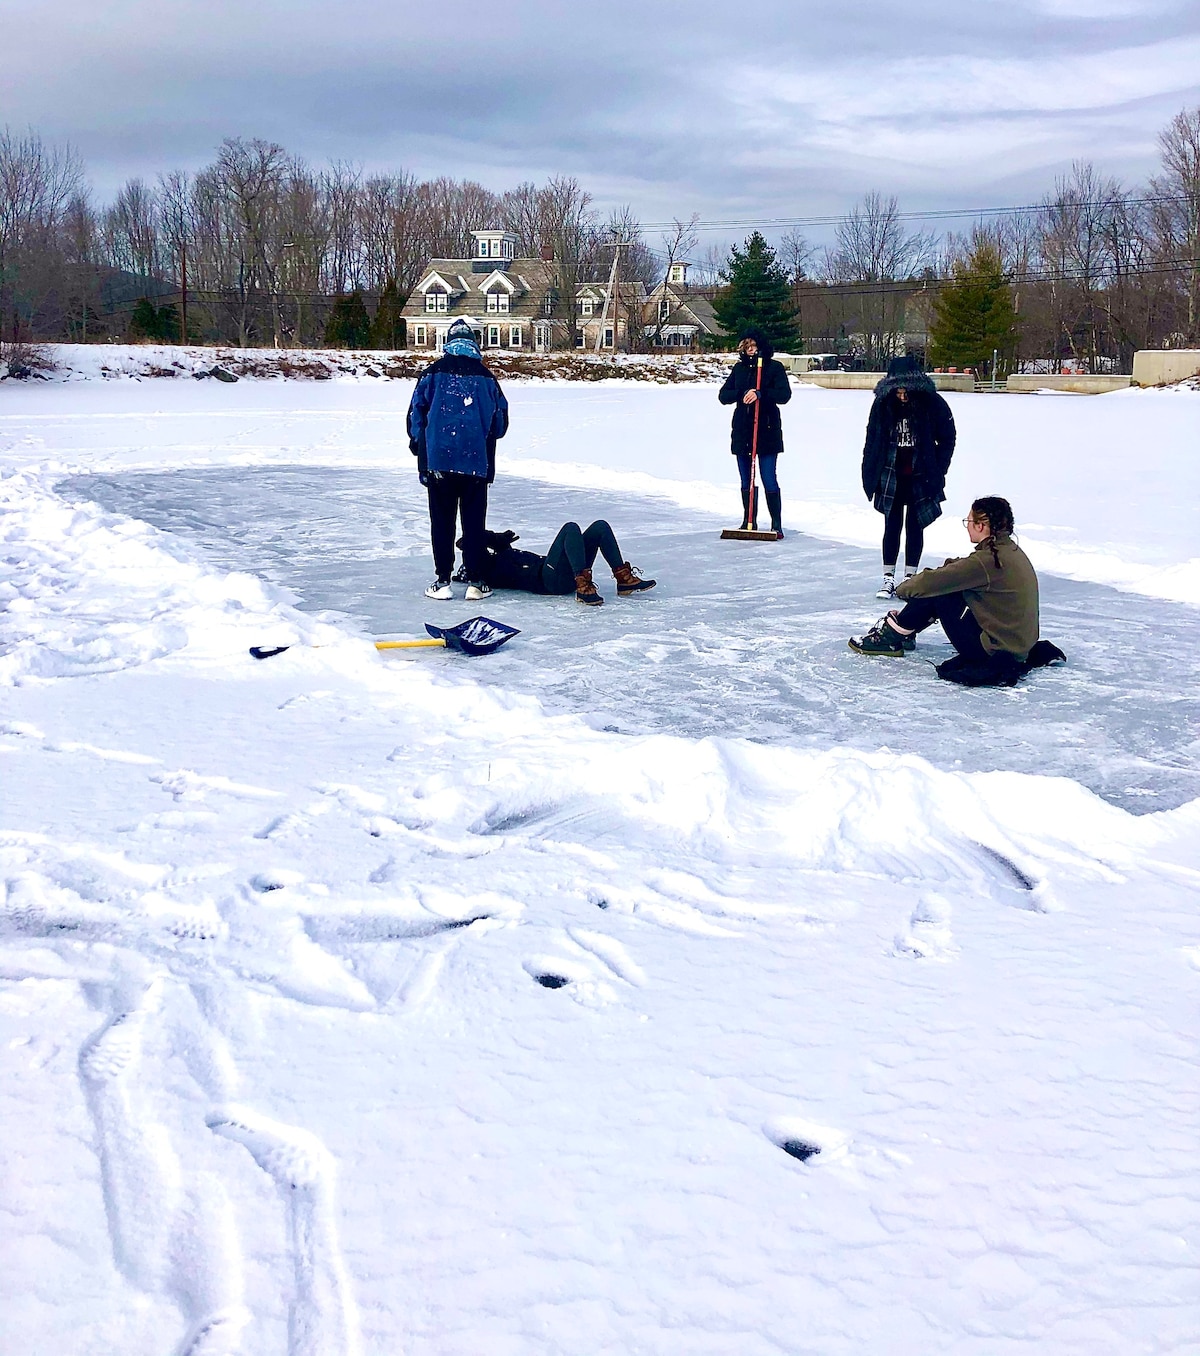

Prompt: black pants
[
  {"left": 540, "top": 520, "right": 623, "bottom": 593},
  {"left": 427, "top": 474, "right": 488, "bottom": 582},
  {"left": 882, "top": 480, "right": 923, "bottom": 570},
  {"left": 893, "top": 591, "right": 988, "bottom": 663}
]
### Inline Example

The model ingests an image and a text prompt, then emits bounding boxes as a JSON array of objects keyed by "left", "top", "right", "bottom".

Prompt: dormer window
[
  {"left": 581, "top": 297, "right": 595, "bottom": 317},
  {"left": 426, "top": 291, "right": 448, "bottom": 313},
  {"left": 471, "top": 230, "right": 518, "bottom": 267},
  {"left": 486, "top": 291, "right": 510, "bottom": 313}
]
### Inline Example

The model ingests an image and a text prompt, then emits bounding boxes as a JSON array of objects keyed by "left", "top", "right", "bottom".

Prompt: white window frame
[
  {"left": 488, "top": 324, "right": 500, "bottom": 348},
  {"left": 486, "top": 292, "right": 499, "bottom": 313},
  {"left": 479, "top": 238, "right": 491, "bottom": 258},
  {"left": 425, "top": 292, "right": 437, "bottom": 313},
  {"left": 497, "top": 292, "right": 509, "bottom": 313},
  {"left": 581, "top": 297, "right": 594, "bottom": 317},
  {"left": 413, "top": 323, "right": 426, "bottom": 346},
  {"left": 535, "top": 323, "right": 551, "bottom": 351},
  {"left": 509, "top": 325, "right": 522, "bottom": 347},
  {"left": 575, "top": 331, "right": 586, "bottom": 348}
]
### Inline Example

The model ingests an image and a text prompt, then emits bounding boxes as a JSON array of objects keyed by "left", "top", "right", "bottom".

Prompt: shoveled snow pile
[{"left": 1, "top": 374, "right": 1198, "bottom": 1355}]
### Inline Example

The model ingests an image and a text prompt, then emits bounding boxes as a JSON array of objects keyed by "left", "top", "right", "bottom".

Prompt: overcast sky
[{"left": 6, "top": 0, "right": 1199, "bottom": 245}]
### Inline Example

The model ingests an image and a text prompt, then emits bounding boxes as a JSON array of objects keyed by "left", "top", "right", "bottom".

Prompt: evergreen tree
[
  {"left": 129, "top": 297, "right": 183, "bottom": 343},
  {"left": 129, "top": 297, "right": 162, "bottom": 341},
  {"left": 928, "top": 243, "right": 1018, "bottom": 376},
  {"left": 711, "top": 232, "right": 799, "bottom": 351},
  {"left": 324, "top": 289, "right": 372, "bottom": 349},
  {"left": 369, "top": 278, "right": 406, "bottom": 350}
]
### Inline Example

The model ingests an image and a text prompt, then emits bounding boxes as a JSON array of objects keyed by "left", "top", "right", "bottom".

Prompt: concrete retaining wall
[
  {"left": 1006, "top": 375, "right": 1132, "bottom": 394},
  {"left": 793, "top": 371, "right": 975, "bottom": 393},
  {"left": 1132, "top": 350, "right": 1200, "bottom": 386}
]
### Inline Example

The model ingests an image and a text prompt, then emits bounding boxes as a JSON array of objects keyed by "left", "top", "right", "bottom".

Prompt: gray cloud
[{"left": 6, "top": 0, "right": 1199, "bottom": 239}]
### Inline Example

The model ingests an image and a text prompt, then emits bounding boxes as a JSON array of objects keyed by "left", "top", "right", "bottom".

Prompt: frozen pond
[{"left": 60, "top": 465, "right": 1200, "bottom": 813}]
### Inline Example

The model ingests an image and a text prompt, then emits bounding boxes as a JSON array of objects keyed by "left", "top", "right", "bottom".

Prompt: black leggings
[
  {"left": 541, "top": 520, "right": 623, "bottom": 593},
  {"left": 893, "top": 591, "right": 988, "bottom": 663},
  {"left": 882, "top": 485, "right": 923, "bottom": 570}
]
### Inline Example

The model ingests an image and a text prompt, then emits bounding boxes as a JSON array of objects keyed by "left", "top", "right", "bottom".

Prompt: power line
[{"left": 637, "top": 193, "right": 1192, "bottom": 235}]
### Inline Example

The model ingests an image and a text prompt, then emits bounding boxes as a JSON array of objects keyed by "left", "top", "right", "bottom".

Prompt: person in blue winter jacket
[{"left": 407, "top": 318, "right": 509, "bottom": 600}]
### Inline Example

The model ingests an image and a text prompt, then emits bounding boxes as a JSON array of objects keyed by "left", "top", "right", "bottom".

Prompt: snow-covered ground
[{"left": 2, "top": 367, "right": 1198, "bottom": 1355}]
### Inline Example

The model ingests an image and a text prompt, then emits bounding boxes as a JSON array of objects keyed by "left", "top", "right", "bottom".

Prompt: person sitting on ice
[
  {"left": 717, "top": 328, "right": 792, "bottom": 537},
  {"left": 459, "top": 521, "right": 656, "bottom": 607},
  {"left": 848, "top": 495, "right": 1064, "bottom": 686}
]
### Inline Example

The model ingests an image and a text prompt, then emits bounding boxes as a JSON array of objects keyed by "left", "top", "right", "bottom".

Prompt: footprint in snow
[
  {"left": 893, "top": 892, "right": 956, "bottom": 960},
  {"left": 763, "top": 1116, "right": 849, "bottom": 1167}
]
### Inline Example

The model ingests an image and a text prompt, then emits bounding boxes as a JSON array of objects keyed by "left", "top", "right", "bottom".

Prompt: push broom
[{"left": 720, "top": 354, "right": 780, "bottom": 542}]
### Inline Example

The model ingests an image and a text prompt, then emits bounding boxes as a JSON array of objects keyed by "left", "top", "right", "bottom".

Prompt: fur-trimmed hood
[
  {"left": 872, "top": 354, "right": 936, "bottom": 402},
  {"left": 738, "top": 328, "right": 776, "bottom": 360}
]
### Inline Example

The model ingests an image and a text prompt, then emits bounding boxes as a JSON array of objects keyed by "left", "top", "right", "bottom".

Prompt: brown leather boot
[
  {"left": 575, "top": 568, "right": 603, "bottom": 606},
  {"left": 613, "top": 562, "right": 656, "bottom": 595}
]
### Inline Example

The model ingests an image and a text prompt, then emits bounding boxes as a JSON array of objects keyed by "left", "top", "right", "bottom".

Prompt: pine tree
[
  {"left": 711, "top": 232, "right": 799, "bottom": 351},
  {"left": 129, "top": 297, "right": 162, "bottom": 341},
  {"left": 369, "top": 278, "right": 406, "bottom": 350},
  {"left": 928, "top": 243, "right": 1018, "bottom": 376},
  {"left": 323, "top": 289, "right": 372, "bottom": 349}
]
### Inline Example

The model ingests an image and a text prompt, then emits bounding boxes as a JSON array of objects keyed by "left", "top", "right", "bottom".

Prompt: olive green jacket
[{"left": 894, "top": 533, "right": 1039, "bottom": 660}]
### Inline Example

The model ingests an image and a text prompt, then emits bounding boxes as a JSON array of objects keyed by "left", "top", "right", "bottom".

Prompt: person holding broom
[{"left": 718, "top": 329, "right": 792, "bottom": 537}]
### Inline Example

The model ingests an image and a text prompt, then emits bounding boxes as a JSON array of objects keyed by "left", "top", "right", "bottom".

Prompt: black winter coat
[
  {"left": 718, "top": 348, "right": 792, "bottom": 457},
  {"left": 860, "top": 369, "right": 955, "bottom": 527}
]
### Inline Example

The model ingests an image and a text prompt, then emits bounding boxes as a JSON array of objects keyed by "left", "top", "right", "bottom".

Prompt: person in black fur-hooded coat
[
  {"left": 718, "top": 329, "right": 792, "bottom": 535},
  {"left": 861, "top": 354, "right": 956, "bottom": 600}
]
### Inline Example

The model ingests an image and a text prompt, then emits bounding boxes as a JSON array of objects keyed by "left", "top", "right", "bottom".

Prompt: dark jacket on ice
[
  {"left": 477, "top": 531, "right": 550, "bottom": 594},
  {"left": 718, "top": 333, "right": 792, "bottom": 457},
  {"left": 895, "top": 532, "right": 1040, "bottom": 660},
  {"left": 407, "top": 350, "right": 509, "bottom": 485},
  {"left": 861, "top": 356, "right": 955, "bottom": 528}
]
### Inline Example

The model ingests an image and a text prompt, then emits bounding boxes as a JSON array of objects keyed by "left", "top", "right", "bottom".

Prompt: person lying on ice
[
  {"left": 849, "top": 496, "right": 1064, "bottom": 686},
  {"left": 717, "top": 329, "right": 792, "bottom": 536},
  {"left": 461, "top": 521, "right": 656, "bottom": 607}
]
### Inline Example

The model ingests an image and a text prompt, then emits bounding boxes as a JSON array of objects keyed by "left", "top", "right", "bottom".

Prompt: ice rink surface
[{"left": 64, "top": 463, "right": 1200, "bottom": 813}]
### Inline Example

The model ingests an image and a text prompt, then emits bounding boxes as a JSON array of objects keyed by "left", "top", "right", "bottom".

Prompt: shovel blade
[{"left": 424, "top": 615, "right": 520, "bottom": 656}]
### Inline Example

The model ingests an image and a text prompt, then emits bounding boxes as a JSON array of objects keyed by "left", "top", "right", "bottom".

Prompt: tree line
[{"left": 1, "top": 105, "right": 1197, "bottom": 371}]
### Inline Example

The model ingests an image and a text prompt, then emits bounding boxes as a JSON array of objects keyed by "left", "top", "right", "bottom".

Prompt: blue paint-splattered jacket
[{"left": 406, "top": 354, "right": 509, "bottom": 483}]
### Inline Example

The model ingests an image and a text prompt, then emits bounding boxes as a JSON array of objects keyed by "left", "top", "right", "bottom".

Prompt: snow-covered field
[{"left": 2, "top": 357, "right": 1198, "bottom": 1354}]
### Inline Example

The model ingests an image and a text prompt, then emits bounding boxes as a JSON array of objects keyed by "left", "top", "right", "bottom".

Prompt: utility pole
[
  {"left": 179, "top": 238, "right": 188, "bottom": 346},
  {"left": 594, "top": 240, "right": 630, "bottom": 354}
]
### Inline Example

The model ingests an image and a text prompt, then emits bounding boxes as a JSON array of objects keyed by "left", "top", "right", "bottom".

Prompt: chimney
[{"left": 540, "top": 242, "right": 555, "bottom": 262}]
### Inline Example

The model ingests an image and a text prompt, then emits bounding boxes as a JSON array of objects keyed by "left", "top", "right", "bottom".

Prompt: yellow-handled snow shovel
[{"left": 249, "top": 616, "right": 519, "bottom": 661}]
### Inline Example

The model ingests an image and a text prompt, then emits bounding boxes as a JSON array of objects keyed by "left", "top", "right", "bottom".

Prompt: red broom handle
[{"left": 749, "top": 357, "right": 762, "bottom": 526}]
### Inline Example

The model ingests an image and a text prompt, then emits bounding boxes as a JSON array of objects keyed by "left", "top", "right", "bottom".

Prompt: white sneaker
[
  {"left": 425, "top": 579, "right": 453, "bottom": 600},
  {"left": 875, "top": 575, "right": 896, "bottom": 600},
  {"left": 465, "top": 581, "right": 492, "bottom": 602}
]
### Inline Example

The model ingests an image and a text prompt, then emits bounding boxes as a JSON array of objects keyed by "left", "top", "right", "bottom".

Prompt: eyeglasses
[{"left": 963, "top": 517, "right": 988, "bottom": 529}]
